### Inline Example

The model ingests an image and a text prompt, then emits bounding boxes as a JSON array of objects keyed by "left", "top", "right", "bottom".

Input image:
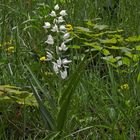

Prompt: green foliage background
[{"left": 0, "top": 0, "right": 140, "bottom": 139}]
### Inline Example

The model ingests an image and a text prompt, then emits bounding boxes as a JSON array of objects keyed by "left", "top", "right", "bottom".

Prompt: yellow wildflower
[
  {"left": 40, "top": 56, "right": 46, "bottom": 61},
  {"left": 120, "top": 84, "right": 129, "bottom": 90},
  {"left": 6, "top": 46, "right": 14, "bottom": 53},
  {"left": 66, "top": 24, "right": 73, "bottom": 32}
]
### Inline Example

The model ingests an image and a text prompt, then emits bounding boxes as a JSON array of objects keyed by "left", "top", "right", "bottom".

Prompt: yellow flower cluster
[
  {"left": 40, "top": 56, "right": 46, "bottom": 61},
  {"left": 0, "top": 40, "right": 12, "bottom": 47},
  {"left": 120, "top": 84, "right": 129, "bottom": 90},
  {"left": 6, "top": 46, "right": 15, "bottom": 53},
  {"left": 66, "top": 24, "right": 73, "bottom": 32}
]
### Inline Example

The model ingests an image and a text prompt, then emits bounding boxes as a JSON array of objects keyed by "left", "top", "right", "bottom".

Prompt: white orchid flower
[
  {"left": 60, "top": 69, "right": 67, "bottom": 79},
  {"left": 57, "top": 16, "right": 64, "bottom": 23},
  {"left": 52, "top": 58, "right": 62, "bottom": 73},
  {"left": 50, "top": 11, "right": 56, "bottom": 17},
  {"left": 56, "top": 58, "right": 62, "bottom": 68},
  {"left": 53, "top": 62, "right": 59, "bottom": 74},
  {"left": 59, "top": 42, "right": 68, "bottom": 51},
  {"left": 43, "top": 22, "right": 51, "bottom": 29},
  {"left": 53, "top": 18, "right": 58, "bottom": 24},
  {"left": 60, "top": 10, "right": 67, "bottom": 16},
  {"left": 62, "top": 58, "right": 72, "bottom": 65},
  {"left": 54, "top": 4, "right": 59, "bottom": 10},
  {"left": 63, "top": 33, "right": 70, "bottom": 39},
  {"left": 46, "top": 52, "right": 53, "bottom": 60},
  {"left": 51, "top": 24, "right": 59, "bottom": 32},
  {"left": 60, "top": 25, "right": 66, "bottom": 32},
  {"left": 45, "top": 35, "right": 54, "bottom": 45}
]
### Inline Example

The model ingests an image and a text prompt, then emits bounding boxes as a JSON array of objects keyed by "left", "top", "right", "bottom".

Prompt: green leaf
[
  {"left": 125, "top": 36, "right": 140, "bottom": 42},
  {"left": 135, "top": 45, "right": 140, "bottom": 51},
  {"left": 122, "top": 57, "right": 130, "bottom": 66},
  {"left": 25, "top": 64, "right": 55, "bottom": 130},
  {"left": 102, "top": 55, "right": 117, "bottom": 63},
  {"left": 75, "top": 26, "right": 91, "bottom": 32},
  {"left": 102, "top": 49, "right": 110, "bottom": 56},
  {"left": 94, "top": 24, "right": 108, "bottom": 30},
  {"left": 68, "top": 45, "right": 80, "bottom": 49},
  {"left": 56, "top": 57, "right": 87, "bottom": 132},
  {"left": 84, "top": 42, "right": 102, "bottom": 50},
  {"left": 100, "top": 38, "right": 117, "bottom": 44},
  {"left": 107, "top": 46, "right": 120, "bottom": 50},
  {"left": 137, "top": 73, "right": 140, "bottom": 83},
  {"left": 30, "top": 81, "right": 55, "bottom": 130}
]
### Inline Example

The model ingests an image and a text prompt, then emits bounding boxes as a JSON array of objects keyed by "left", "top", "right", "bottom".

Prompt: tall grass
[{"left": 0, "top": 0, "right": 140, "bottom": 139}]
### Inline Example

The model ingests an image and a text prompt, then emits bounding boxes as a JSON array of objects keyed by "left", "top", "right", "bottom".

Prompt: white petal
[
  {"left": 60, "top": 25, "right": 66, "bottom": 31},
  {"left": 57, "top": 16, "right": 64, "bottom": 23},
  {"left": 43, "top": 22, "right": 51, "bottom": 29},
  {"left": 60, "top": 69, "right": 67, "bottom": 79},
  {"left": 53, "top": 62, "right": 59, "bottom": 74},
  {"left": 56, "top": 58, "right": 62, "bottom": 67},
  {"left": 62, "top": 58, "right": 72, "bottom": 64},
  {"left": 46, "top": 52, "right": 53, "bottom": 60},
  {"left": 59, "top": 42, "right": 68, "bottom": 51},
  {"left": 50, "top": 11, "right": 56, "bottom": 17},
  {"left": 53, "top": 18, "right": 58, "bottom": 24},
  {"left": 60, "top": 10, "right": 67, "bottom": 16},
  {"left": 51, "top": 24, "right": 59, "bottom": 32},
  {"left": 63, "top": 33, "right": 70, "bottom": 39},
  {"left": 45, "top": 35, "right": 54, "bottom": 45},
  {"left": 54, "top": 4, "right": 59, "bottom": 10}
]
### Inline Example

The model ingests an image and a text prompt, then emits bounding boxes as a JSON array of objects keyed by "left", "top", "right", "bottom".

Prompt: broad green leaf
[
  {"left": 30, "top": 82, "right": 55, "bottom": 130},
  {"left": 25, "top": 64, "right": 55, "bottom": 130},
  {"left": 0, "top": 85, "right": 37, "bottom": 106},
  {"left": 56, "top": 57, "right": 87, "bottom": 132}
]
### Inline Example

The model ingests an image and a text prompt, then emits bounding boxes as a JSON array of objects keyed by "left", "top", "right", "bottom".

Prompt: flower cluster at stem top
[{"left": 42, "top": 4, "right": 72, "bottom": 79}]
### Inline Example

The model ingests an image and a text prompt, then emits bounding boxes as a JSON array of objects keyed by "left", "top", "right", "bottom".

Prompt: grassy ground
[{"left": 0, "top": 0, "right": 140, "bottom": 139}]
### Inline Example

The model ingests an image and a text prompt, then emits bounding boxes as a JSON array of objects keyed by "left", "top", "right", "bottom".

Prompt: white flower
[
  {"left": 46, "top": 52, "right": 53, "bottom": 60},
  {"left": 53, "top": 62, "right": 59, "bottom": 74},
  {"left": 45, "top": 35, "right": 54, "bottom": 45},
  {"left": 56, "top": 58, "right": 62, "bottom": 68},
  {"left": 54, "top": 4, "right": 59, "bottom": 10},
  {"left": 57, "top": 16, "right": 64, "bottom": 23},
  {"left": 51, "top": 24, "right": 59, "bottom": 32},
  {"left": 52, "top": 58, "right": 71, "bottom": 79},
  {"left": 53, "top": 18, "right": 58, "bottom": 24},
  {"left": 63, "top": 33, "right": 70, "bottom": 39},
  {"left": 62, "top": 58, "right": 72, "bottom": 65},
  {"left": 52, "top": 58, "right": 62, "bottom": 73},
  {"left": 60, "top": 10, "right": 67, "bottom": 16},
  {"left": 60, "top": 69, "right": 67, "bottom": 79},
  {"left": 59, "top": 42, "right": 68, "bottom": 51},
  {"left": 50, "top": 11, "right": 56, "bottom": 17},
  {"left": 43, "top": 22, "right": 51, "bottom": 29},
  {"left": 60, "top": 25, "right": 66, "bottom": 32}
]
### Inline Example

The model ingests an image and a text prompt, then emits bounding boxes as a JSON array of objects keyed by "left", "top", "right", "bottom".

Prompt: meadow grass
[{"left": 0, "top": 0, "right": 140, "bottom": 139}]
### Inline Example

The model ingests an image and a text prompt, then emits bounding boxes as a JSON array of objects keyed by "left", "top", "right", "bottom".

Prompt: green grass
[{"left": 0, "top": 0, "right": 140, "bottom": 139}]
